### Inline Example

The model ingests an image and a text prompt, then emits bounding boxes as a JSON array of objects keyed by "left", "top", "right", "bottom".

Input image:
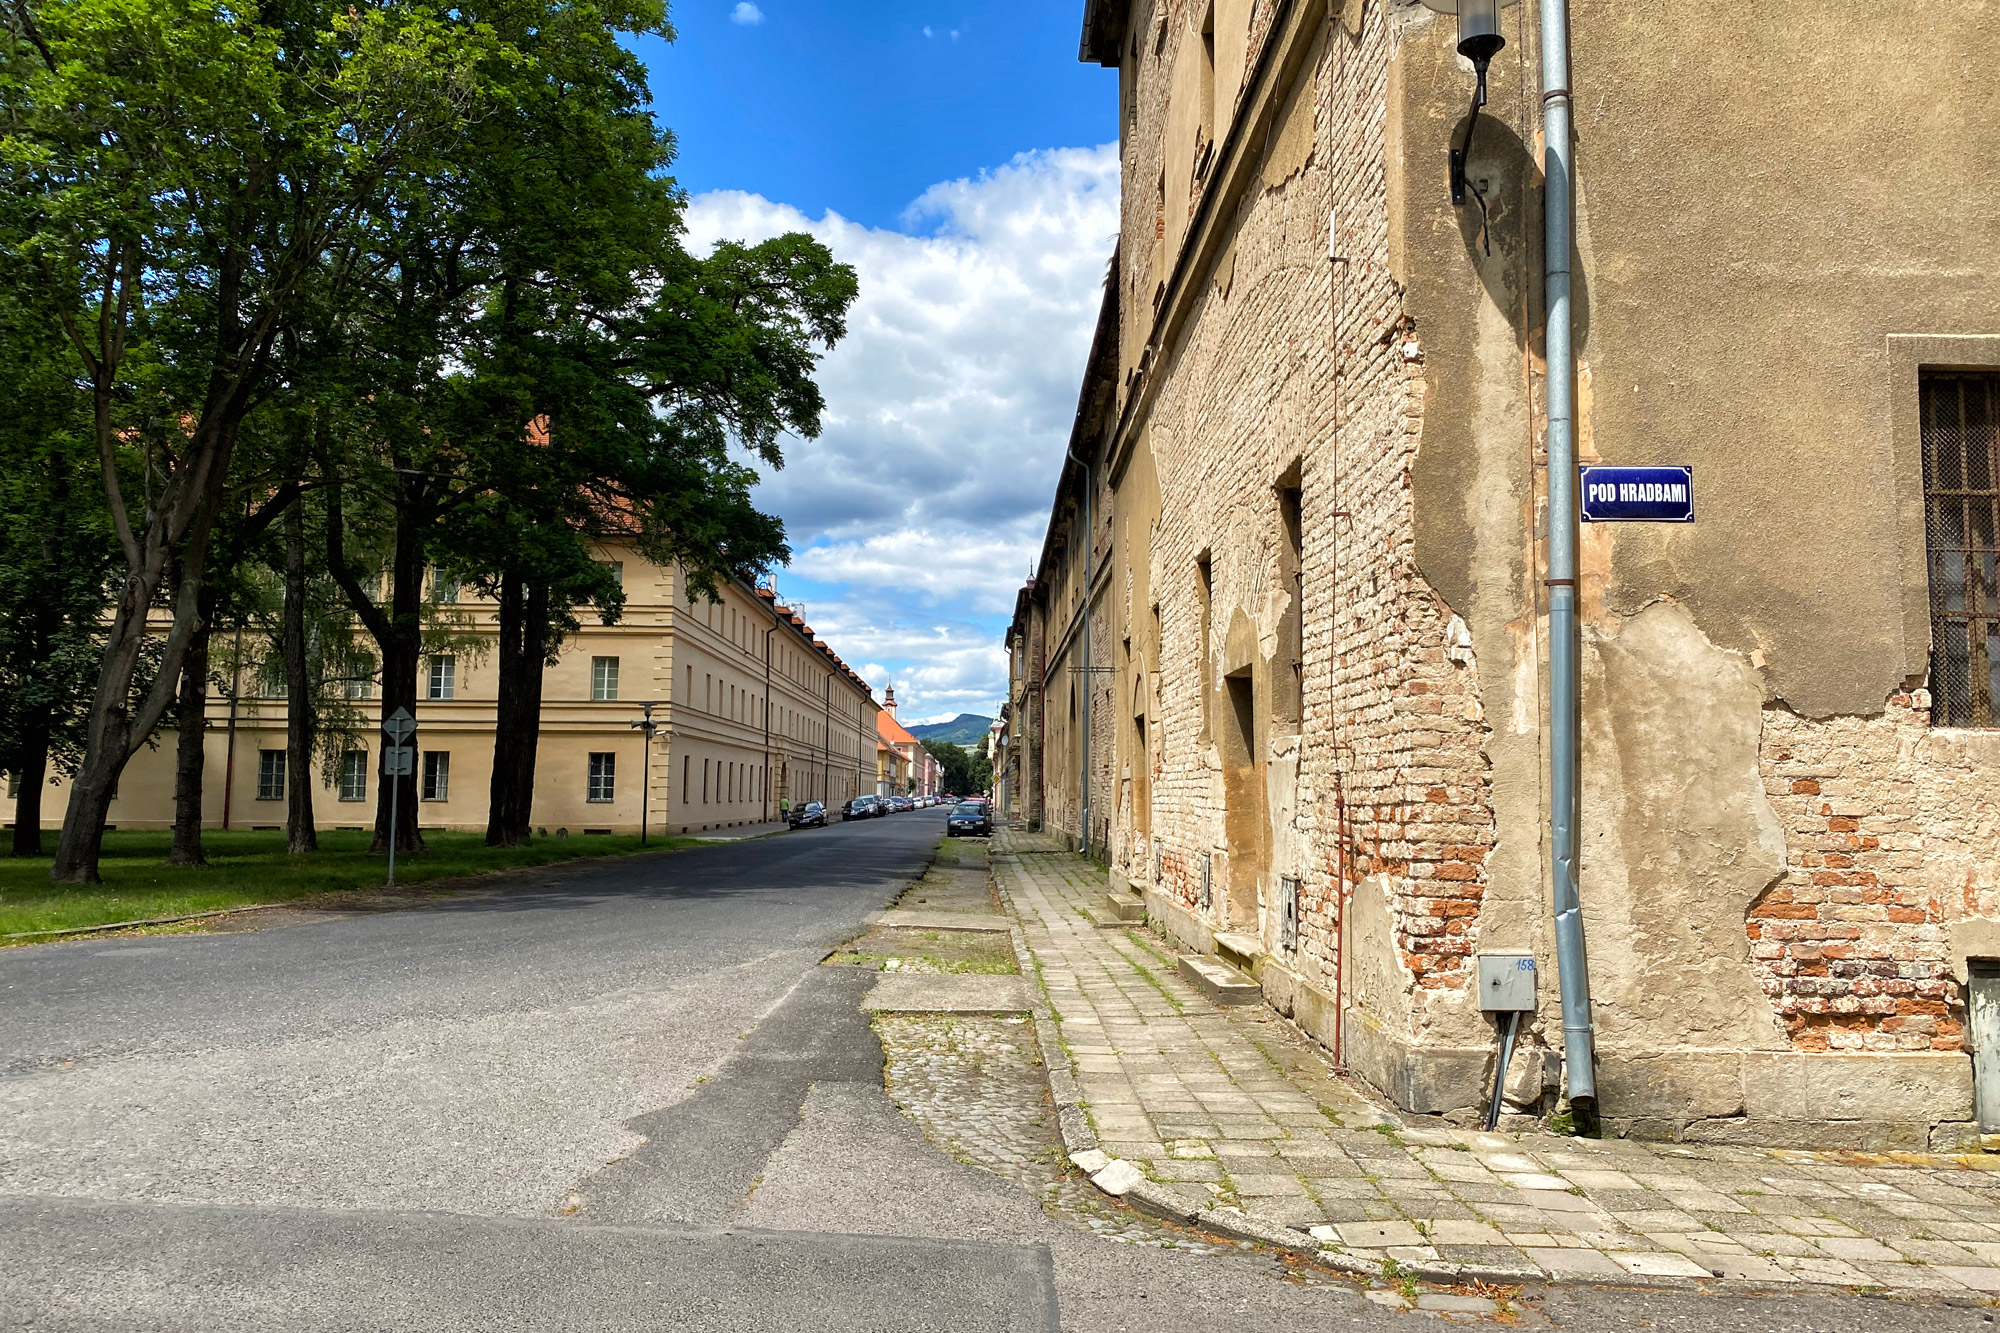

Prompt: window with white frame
[
  {"left": 257, "top": 750, "right": 286, "bottom": 801},
  {"left": 344, "top": 653, "right": 376, "bottom": 700},
  {"left": 598, "top": 560, "right": 624, "bottom": 588},
  {"left": 422, "top": 750, "right": 450, "bottom": 801},
  {"left": 431, "top": 567, "right": 460, "bottom": 603},
  {"left": 339, "top": 750, "right": 368, "bottom": 802},
  {"left": 587, "top": 752, "right": 616, "bottom": 802},
  {"left": 591, "top": 656, "right": 620, "bottom": 701},
  {"left": 428, "top": 655, "right": 456, "bottom": 700}
]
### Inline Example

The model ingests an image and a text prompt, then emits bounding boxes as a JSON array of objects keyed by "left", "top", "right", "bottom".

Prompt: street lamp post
[{"left": 631, "top": 700, "right": 659, "bottom": 846}]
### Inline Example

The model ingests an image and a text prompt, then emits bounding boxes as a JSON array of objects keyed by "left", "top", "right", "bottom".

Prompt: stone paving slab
[
  {"left": 993, "top": 831, "right": 2000, "bottom": 1297},
  {"left": 868, "top": 910, "right": 1012, "bottom": 932},
  {"left": 862, "top": 973, "right": 1032, "bottom": 1014}
]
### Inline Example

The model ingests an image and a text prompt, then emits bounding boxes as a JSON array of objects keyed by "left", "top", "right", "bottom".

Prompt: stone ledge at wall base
[
  {"left": 1141, "top": 883, "right": 1216, "bottom": 958},
  {"left": 1130, "top": 882, "right": 1982, "bottom": 1151}
]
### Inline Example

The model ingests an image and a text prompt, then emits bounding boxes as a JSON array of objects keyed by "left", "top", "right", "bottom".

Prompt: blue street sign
[{"left": 1579, "top": 465, "right": 1693, "bottom": 523}]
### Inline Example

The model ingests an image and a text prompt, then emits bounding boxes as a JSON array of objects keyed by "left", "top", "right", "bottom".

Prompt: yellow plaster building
[{"left": 2, "top": 544, "right": 880, "bottom": 838}]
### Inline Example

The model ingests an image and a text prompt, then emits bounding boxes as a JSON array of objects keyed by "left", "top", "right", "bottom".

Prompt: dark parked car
[
  {"left": 945, "top": 801, "right": 991, "bottom": 838},
  {"left": 843, "top": 795, "right": 882, "bottom": 819},
  {"left": 788, "top": 800, "right": 826, "bottom": 829}
]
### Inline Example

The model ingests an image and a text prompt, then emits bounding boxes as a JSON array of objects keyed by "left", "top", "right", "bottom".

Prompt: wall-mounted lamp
[{"left": 1421, "top": 0, "right": 1520, "bottom": 249}]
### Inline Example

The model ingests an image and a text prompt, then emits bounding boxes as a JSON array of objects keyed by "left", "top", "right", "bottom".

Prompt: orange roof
[{"left": 877, "top": 712, "right": 920, "bottom": 747}]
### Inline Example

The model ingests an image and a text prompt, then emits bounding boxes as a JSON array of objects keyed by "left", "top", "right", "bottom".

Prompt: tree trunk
[
  {"left": 11, "top": 708, "right": 51, "bottom": 857},
  {"left": 486, "top": 573, "right": 526, "bottom": 846},
  {"left": 51, "top": 521, "right": 214, "bottom": 883},
  {"left": 168, "top": 582, "right": 218, "bottom": 867},
  {"left": 508, "top": 582, "right": 549, "bottom": 844},
  {"left": 283, "top": 505, "right": 317, "bottom": 854},
  {"left": 372, "top": 485, "right": 425, "bottom": 857}
]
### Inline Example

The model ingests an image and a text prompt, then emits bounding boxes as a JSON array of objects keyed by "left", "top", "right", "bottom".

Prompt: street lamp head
[{"left": 1454, "top": 0, "right": 1504, "bottom": 68}]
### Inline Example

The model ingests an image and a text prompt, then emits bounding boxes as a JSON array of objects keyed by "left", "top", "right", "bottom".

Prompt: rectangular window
[
  {"left": 428, "top": 655, "right": 456, "bottom": 700},
  {"left": 431, "top": 567, "right": 460, "bottom": 603},
  {"left": 587, "top": 752, "right": 616, "bottom": 802},
  {"left": 339, "top": 750, "right": 368, "bottom": 802},
  {"left": 344, "top": 653, "right": 376, "bottom": 700},
  {"left": 257, "top": 750, "right": 286, "bottom": 801},
  {"left": 1923, "top": 371, "right": 2000, "bottom": 727},
  {"left": 5, "top": 772, "right": 16, "bottom": 800},
  {"left": 598, "top": 560, "right": 624, "bottom": 588},
  {"left": 703, "top": 758, "right": 711, "bottom": 803},
  {"left": 683, "top": 754, "right": 691, "bottom": 804},
  {"left": 259, "top": 656, "right": 286, "bottom": 699},
  {"left": 592, "top": 656, "right": 620, "bottom": 701},
  {"left": 422, "top": 750, "right": 450, "bottom": 801}
]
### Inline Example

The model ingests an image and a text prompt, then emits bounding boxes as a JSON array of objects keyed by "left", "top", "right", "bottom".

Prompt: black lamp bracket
[{"left": 1449, "top": 58, "right": 1494, "bottom": 255}]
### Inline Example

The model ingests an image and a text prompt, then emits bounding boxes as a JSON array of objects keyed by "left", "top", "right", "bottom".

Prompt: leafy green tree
[
  {"left": 0, "top": 285, "right": 116, "bottom": 855},
  {"left": 2, "top": 0, "right": 503, "bottom": 882},
  {"left": 922, "top": 738, "right": 993, "bottom": 797}
]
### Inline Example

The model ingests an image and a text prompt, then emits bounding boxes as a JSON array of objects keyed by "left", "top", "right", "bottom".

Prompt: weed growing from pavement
[{"left": 1120, "top": 951, "right": 1185, "bottom": 1013}]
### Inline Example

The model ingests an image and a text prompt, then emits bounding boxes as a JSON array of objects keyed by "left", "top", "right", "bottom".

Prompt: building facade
[
  {"left": 5, "top": 545, "right": 880, "bottom": 838},
  {"left": 1009, "top": 0, "right": 2000, "bottom": 1147}
]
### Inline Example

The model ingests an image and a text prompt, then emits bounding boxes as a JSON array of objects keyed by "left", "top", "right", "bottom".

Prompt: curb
[{"left": 985, "top": 841, "right": 1934, "bottom": 1302}]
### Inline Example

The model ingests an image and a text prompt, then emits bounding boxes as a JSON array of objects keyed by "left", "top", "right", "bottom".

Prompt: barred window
[
  {"left": 257, "top": 750, "right": 286, "bottom": 801},
  {"left": 339, "top": 750, "right": 368, "bottom": 802},
  {"left": 1923, "top": 371, "right": 2000, "bottom": 727},
  {"left": 422, "top": 751, "right": 450, "bottom": 801},
  {"left": 587, "top": 752, "right": 616, "bottom": 803},
  {"left": 591, "top": 656, "right": 620, "bottom": 702},
  {"left": 428, "top": 655, "right": 456, "bottom": 700}
]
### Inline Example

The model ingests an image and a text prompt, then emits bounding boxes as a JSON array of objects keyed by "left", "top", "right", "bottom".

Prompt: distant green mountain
[{"left": 906, "top": 713, "right": 993, "bottom": 747}]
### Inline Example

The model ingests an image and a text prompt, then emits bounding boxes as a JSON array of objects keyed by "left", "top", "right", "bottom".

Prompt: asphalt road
[{"left": 4, "top": 815, "right": 1996, "bottom": 1331}]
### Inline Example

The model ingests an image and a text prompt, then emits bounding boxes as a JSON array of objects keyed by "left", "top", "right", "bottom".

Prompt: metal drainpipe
[{"left": 1540, "top": 0, "right": 1597, "bottom": 1108}]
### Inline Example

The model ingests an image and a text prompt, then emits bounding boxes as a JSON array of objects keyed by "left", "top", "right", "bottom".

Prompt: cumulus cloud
[
  {"left": 682, "top": 145, "right": 1119, "bottom": 719},
  {"left": 730, "top": 2, "right": 763, "bottom": 24}
]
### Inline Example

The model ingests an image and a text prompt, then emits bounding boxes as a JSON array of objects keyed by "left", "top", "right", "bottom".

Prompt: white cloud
[
  {"left": 683, "top": 145, "right": 1119, "bottom": 719},
  {"left": 730, "top": 2, "right": 763, "bottom": 25},
  {"left": 922, "top": 24, "right": 933, "bottom": 36}
]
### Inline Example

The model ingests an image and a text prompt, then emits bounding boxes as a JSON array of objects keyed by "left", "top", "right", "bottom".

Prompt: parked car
[
  {"left": 788, "top": 801, "right": 826, "bottom": 829},
  {"left": 946, "top": 801, "right": 991, "bottom": 838},
  {"left": 890, "top": 795, "right": 915, "bottom": 813},
  {"left": 843, "top": 795, "right": 880, "bottom": 819}
]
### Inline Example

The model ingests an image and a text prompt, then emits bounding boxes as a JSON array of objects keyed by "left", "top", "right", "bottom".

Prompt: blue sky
[{"left": 638, "top": 3, "right": 1118, "bottom": 724}]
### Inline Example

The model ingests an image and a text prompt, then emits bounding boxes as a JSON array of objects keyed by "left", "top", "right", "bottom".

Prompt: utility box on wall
[{"left": 1477, "top": 953, "right": 1537, "bottom": 1012}]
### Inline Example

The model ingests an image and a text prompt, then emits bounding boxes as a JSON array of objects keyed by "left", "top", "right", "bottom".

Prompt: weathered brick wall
[
  {"left": 1116, "top": 2, "right": 1498, "bottom": 1038},
  {"left": 1754, "top": 692, "right": 2000, "bottom": 1053}
]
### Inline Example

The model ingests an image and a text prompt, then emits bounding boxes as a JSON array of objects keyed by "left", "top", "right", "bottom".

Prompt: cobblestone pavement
[
  {"left": 874, "top": 1012, "right": 1241, "bottom": 1255},
  {"left": 995, "top": 831, "right": 2000, "bottom": 1300}
]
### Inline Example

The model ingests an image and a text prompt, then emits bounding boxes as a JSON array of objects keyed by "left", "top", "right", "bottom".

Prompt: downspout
[{"left": 1539, "top": 0, "right": 1597, "bottom": 1111}]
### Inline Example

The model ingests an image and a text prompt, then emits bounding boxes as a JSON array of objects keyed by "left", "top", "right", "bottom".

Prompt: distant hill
[{"left": 906, "top": 713, "right": 993, "bottom": 747}]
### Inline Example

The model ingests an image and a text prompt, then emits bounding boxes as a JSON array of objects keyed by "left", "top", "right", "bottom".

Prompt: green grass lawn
[{"left": 0, "top": 827, "right": 699, "bottom": 939}]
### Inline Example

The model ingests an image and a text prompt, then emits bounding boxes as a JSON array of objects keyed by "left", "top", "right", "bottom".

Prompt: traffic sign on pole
[
  {"left": 383, "top": 707, "right": 417, "bottom": 744},
  {"left": 383, "top": 744, "right": 414, "bottom": 777}
]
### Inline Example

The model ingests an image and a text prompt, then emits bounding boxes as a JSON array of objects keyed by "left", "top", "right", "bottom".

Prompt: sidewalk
[{"left": 993, "top": 830, "right": 2000, "bottom": 1297}]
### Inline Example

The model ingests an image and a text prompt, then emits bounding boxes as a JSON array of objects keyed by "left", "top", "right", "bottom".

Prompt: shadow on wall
[{"left": 1448, "top": 109, "right": 1590, "bottom": 356}]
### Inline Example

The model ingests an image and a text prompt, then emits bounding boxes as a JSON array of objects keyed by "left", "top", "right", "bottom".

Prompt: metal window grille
[
  {"left": 592, "top": 656, "right": 620, "bottom": 701},
  {"left": 1280, "top": 876, "right": 1300, "bottom": 952},
  {"left": 256, "top": 750, "right": 286, "bottom": 801},
  {"left": 1199, "top": 851, "right": 1212, "bottom": 911},
  {"left": 422, "top": 751, "right": 450, "bottom": 801},
  {"left": 587, "top": 752, "right": 616, "bottom": 802},
  {"left": 1923, "top": 371, "right": 2000, "bottom": 727},
  {"left": 428, "top": 655, "right": 456, "bottom": 700},
  {"left": 338, "top": 751, "right": 368, "bottom": 802}
]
